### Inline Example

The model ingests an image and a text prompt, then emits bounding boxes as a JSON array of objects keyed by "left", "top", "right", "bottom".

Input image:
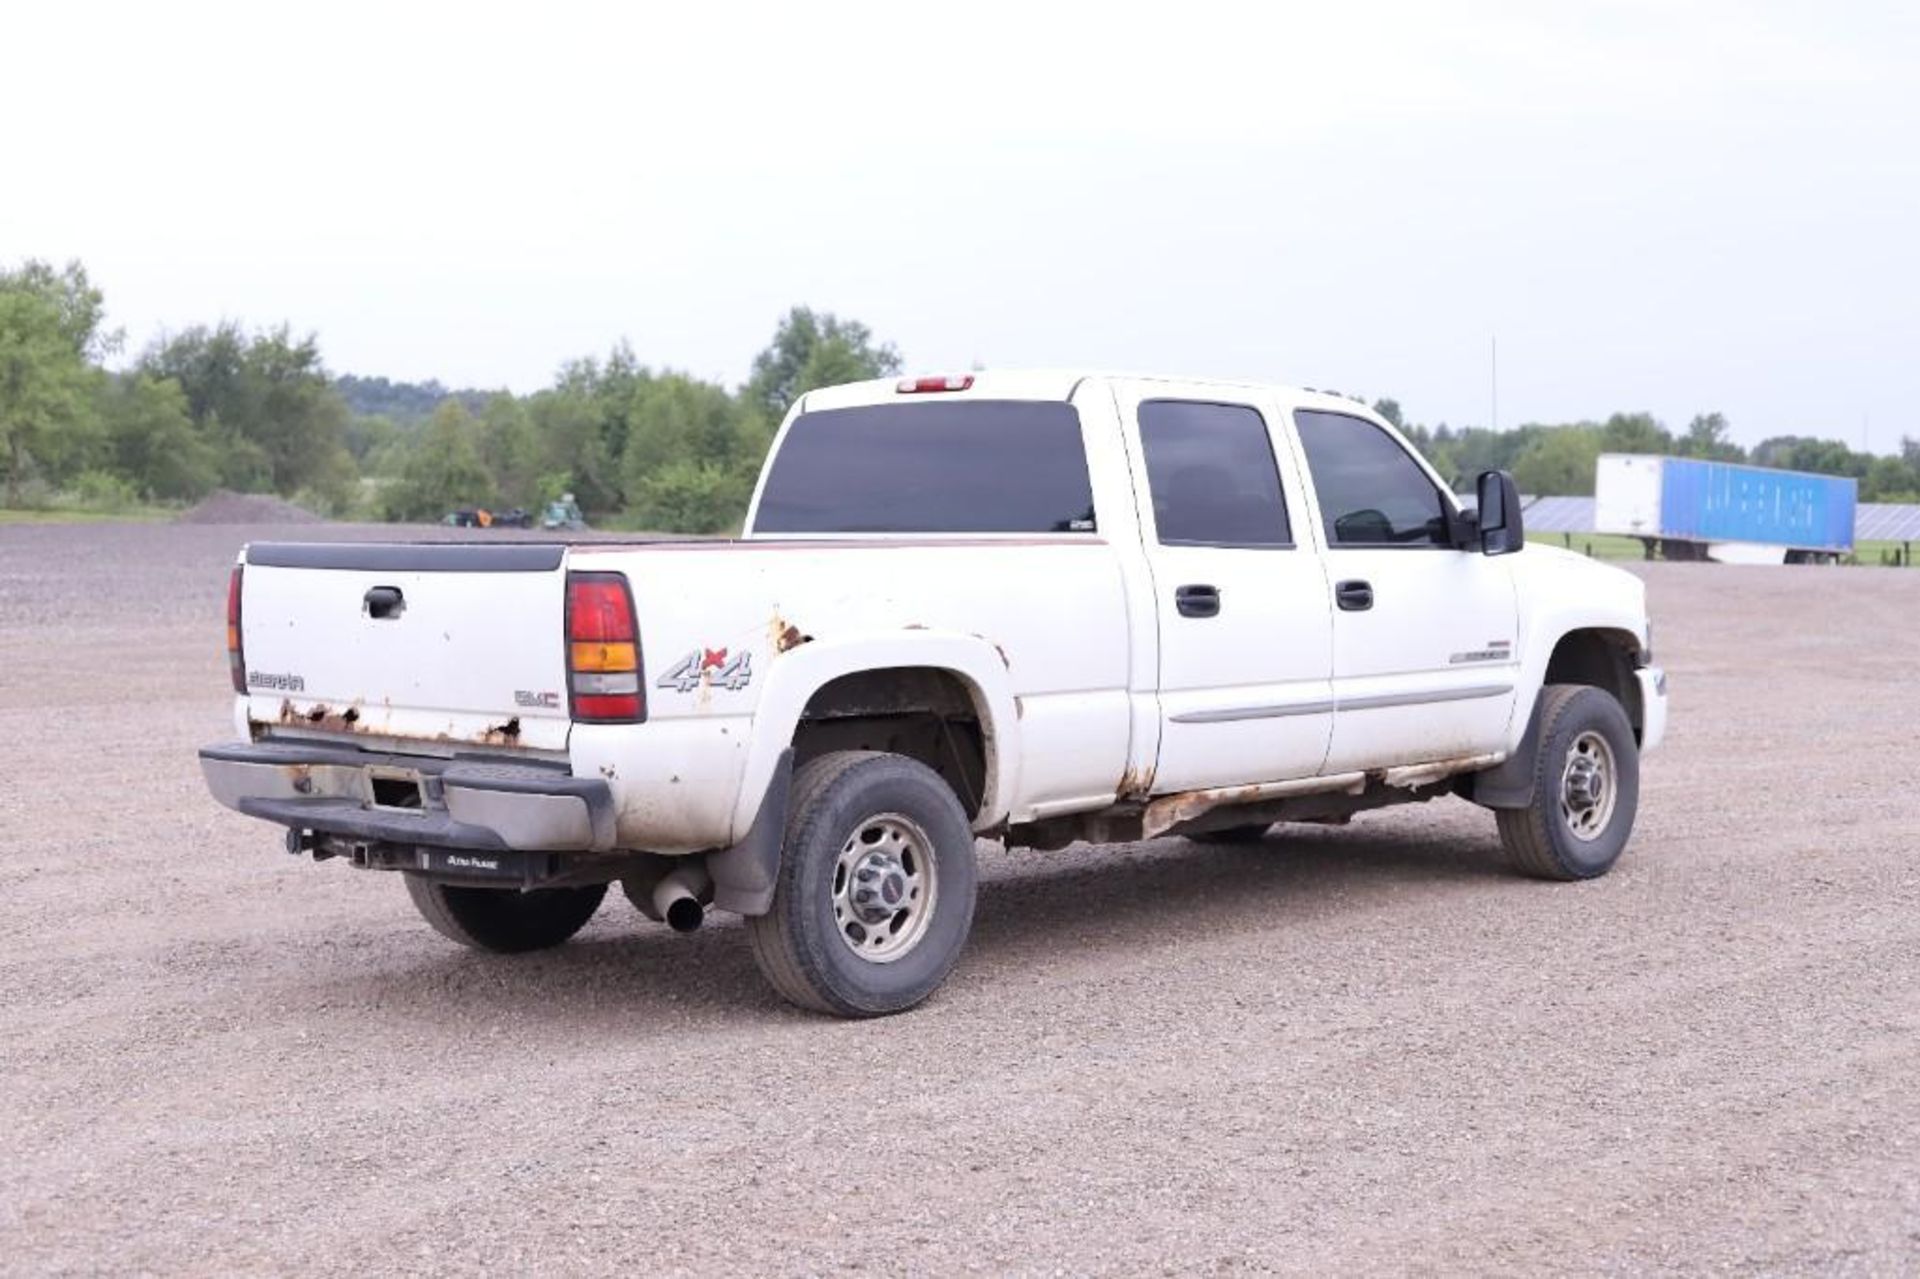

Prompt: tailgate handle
[{"left": 363, "top": 585, "right": 406, "bottom": 620}]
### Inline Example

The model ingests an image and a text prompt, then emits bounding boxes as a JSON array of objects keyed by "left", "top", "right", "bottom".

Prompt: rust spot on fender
[{"left": 770, "top": 610, "right": 814, "bottom": 654}]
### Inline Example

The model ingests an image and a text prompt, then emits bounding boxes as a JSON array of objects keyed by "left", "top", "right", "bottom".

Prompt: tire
[
  {"left": 404, "top": 875, "right": 606, "bottom": 953},
  {"left": 1496, "top": 684, "right": 1640, "bottom": 881},
  {"left": 1189, "top": 823, "right": 1273, "bottom": 844},
  {"left": 746, "top": 751, "right": 978, "bottom": 1017}
]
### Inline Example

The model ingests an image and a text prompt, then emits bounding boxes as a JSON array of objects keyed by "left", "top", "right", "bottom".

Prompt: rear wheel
[
  {"left": 1496, "top": 684, "right": 1640, "bottom": 880},
  {"left": 746, "top": 751, "right": 977, "bottom": 1017},
  {"left": 404, "top": 876, "right": 606, "bottom": 953}
]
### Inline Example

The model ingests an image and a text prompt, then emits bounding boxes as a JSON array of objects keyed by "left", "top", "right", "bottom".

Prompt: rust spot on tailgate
[
  {"left": 283, "top": 700, "right": 363, "bottom": 732},
  {"left": 480, "top": 717, "right": 522, "bottom": 745}
]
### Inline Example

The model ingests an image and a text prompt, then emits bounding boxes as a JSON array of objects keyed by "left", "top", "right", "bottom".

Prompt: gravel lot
[{"left": 3, "top": 523, "right": 1916, "bottom": 1275}]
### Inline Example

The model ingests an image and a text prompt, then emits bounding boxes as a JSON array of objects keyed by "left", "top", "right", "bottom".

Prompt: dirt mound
[{"left": 177, "top": 489, "right": 324, "bottom": 525}]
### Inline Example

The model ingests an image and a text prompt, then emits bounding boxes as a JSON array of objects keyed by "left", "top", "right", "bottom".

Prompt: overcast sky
[{"left": 6, "top": 1, "right": 1916, "bottom": 449}]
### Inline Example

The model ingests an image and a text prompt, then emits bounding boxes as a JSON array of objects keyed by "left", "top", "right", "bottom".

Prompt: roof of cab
[{"left": 795, "top": 369, "right": 1388, "bottom": 424}]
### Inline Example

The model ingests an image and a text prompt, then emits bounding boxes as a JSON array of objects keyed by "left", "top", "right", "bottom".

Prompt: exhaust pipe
[{"left": 652, "top": 864, "right": 711, "bottom": 933}]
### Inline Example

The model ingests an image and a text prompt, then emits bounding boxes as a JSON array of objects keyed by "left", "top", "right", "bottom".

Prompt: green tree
[
  {"left": 629, "top": 458, "right": 746, "bottom": 534},
  {"left": 477, "top": 393, "right": 540, "bottom": 507},
  {"left": 1864, "top": 455, "right": 1919, "bottom": 503},
  {"left": 744, "top": 306, "right": 901, "bottom": 424},
  {"left": 1371, "top": 397, "right": 1404, "bottom": 429},
  {"left": 100, "top": 373, "right": 218, "bottom": 501},
  {"left": 1676, "top": 412, "right": 1743, "bottom": 462},
  {"left": 525, "top": 387, "right": 621, "bottom": 514},
  {"left": 0, "top": 260, "right": 113, "bottom": 500},
  {"left": 383, "top": 401, "right": 494, "bottom": 521},
  {"left": 555, "top": 340, "right": 651, "bottom": 479},
  {"left": 1599, "top": 412, "right": 1672, "bottom": 455},
  {"left": 345, "top": 412, "right": 400, "bottom": 463},
  {"left": 1511, "top": 426, "right": 1604, "bottom": 496},
  {"left": 1752, "top": 436, "right": 1870, "bottom": 479},
  {"left": 620, "top": 373, "right": 757, "bottom": 530},
  {"left": 139, "top": 322, "right": 355, "bottom": 496}
]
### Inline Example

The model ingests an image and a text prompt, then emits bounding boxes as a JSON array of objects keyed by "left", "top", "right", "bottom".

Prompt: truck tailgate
[{"left": 239, "top": 543, "right": 572, "bottom": 753}]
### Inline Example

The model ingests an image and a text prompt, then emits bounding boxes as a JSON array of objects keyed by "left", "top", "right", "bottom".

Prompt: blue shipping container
[{"left": 1658, "top": 458, "right": 1856, "bottom": 551}]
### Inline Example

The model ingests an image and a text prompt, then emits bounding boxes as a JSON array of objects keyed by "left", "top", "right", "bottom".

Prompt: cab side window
[
  {"left": 1139, "top": 400, "right": 1292, "bottom": 547},
  {"left": 1294, "top": 410, "right": 1452, "bottom": 547}
]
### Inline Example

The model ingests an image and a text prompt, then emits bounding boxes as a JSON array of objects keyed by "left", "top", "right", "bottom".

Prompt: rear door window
[
  {"left": 1294, "top": 410, "right": 1452, "bottom": 547},
  {"left": 1138, "top": 400, "right": 1292, "bottom": 546},
  {"left": 753, "top": 400, "right": 1097, "bottom": 534}
]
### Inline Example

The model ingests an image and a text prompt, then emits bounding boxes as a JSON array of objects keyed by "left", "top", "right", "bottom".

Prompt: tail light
[
  {"left": 227, "top": 565, "right": 246, "bottom": 693},
  {"left": 566, "top": 571, "right": 644, "bottom": 722}
]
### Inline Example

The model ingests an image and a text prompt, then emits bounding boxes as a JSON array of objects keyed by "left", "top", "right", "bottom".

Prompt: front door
[
  {"left": 1290, "top": 407, "right": 1520, "bottom": 773},
  {"left": 1112, "top": 385, "right": 1336, "bottom": 795}
]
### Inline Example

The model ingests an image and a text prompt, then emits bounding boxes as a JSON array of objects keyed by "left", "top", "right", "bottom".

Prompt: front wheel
[
  {"left": 404, "top": 876, "right": 606, "bottom": 953},
  {"left": 746, "top": 752, "right": 978, "bottom": 1017},
  {"left": 1496, "top": 684, "right": 1640, "bottom": 880}
]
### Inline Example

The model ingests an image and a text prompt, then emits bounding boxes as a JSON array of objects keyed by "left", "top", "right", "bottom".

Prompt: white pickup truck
[{"left": 202, "top": 371, "right": 1667, "bottom": 1016}]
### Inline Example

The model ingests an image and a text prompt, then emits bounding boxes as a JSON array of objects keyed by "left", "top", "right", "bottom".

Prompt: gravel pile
[{"left": 176, "top": 489, "right": 323, "bottom": 525}]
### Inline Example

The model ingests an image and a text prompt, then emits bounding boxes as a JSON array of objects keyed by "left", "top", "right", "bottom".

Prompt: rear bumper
[{"left": 198, "top": 740, "right": 616, "bottom": 852}]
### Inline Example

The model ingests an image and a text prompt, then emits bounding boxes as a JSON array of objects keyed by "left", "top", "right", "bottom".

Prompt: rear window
[{"left": 753, "top": 400, "right": 1097, "bottom": 534}]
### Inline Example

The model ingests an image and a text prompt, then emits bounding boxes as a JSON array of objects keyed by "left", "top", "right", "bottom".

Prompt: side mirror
[{"left": 1476, "top": 469, "right": 1524, "bottom": 556}]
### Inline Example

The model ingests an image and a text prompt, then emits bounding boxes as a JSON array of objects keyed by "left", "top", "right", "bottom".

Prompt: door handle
[
  {"left": 1335, "top": 579, "right": 1373, "bottom": 612},
  {"left": 363, "top": 585, "right": 406, "bottom": 620},
  {"left": 1175, "top": 584, "right": 1221, "bottom": 618}
]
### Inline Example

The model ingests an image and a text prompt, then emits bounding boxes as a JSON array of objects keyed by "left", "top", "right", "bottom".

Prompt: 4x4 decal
[{"left": 655, "top": 647, "right": 753, "bottom": 693}]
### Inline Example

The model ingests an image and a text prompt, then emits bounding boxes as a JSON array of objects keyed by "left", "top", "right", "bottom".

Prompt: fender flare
[
  {"left": 1478, "top": 620, "right": 1646, "bottom": 808},
  {"left": 726, "top": 630, "right": 1022, "bottom": 840}
]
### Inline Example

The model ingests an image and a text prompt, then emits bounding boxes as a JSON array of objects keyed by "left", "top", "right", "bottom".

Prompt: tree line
[
  {"left": 1371, "top": 398, "right": 1920, "bottom": 503},
  {"left": 0, "top": 259, "right": 899, "bottom": 531},
  {"left": 3, "top": 257, "right": 1916, "bottom": 533}
]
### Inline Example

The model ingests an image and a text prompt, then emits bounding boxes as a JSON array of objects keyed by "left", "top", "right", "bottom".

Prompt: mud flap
[
  {"left": 707, "top": 749, "right": 793, "bottom": 916},
  {"left": 1468, "top": 694, "right": 1542, "bottom": 809}
]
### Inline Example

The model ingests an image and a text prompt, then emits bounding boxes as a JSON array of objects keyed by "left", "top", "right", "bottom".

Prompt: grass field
[{"left": 1529, "top": 531, "right": 1913, "bottom": 566}]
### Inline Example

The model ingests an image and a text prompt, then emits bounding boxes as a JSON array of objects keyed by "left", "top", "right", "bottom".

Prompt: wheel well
[
  {"left": 791, "top": 668, "right": 988, "bottom": 819},
  {"left": 1543, "top": 629, "right": 1644, "bottom": 738}
]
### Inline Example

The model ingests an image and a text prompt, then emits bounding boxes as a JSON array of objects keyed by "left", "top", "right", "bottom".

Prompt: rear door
[
  {"left": 239, "top": 543, "right": 572, "bottom": 753},
  {"left": 1289, "top": 408, "right": 1519, "bottom": 772},
  {"left": 1111, "top": 383, "right": 1335, "bottom": 794}
]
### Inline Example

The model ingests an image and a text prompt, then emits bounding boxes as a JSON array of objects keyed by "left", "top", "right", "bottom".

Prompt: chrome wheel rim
[
  {"left": 831, "top": 813, "right": 937, "bottom": 963},
  {"left": 1560, "top": 730, "right": 1618, "bottom": 843}
]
